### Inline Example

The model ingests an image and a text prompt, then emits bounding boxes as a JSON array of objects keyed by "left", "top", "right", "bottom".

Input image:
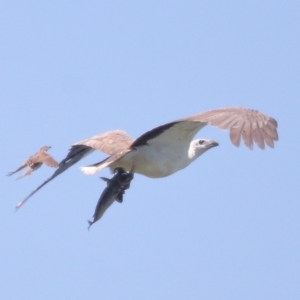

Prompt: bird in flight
[
  {"left": 16, "top": 106, "right": 278, "bottom": 209},
  {"left": 80, "top": 107, "right": 278, "bottom": 177},
  {"left": 7, "top": 146, "right": 58, "bottom": 180}
]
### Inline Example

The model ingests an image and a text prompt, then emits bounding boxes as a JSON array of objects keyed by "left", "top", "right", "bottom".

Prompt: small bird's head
[
  {"left": 189, "top": 139, "right": 219, "bottom": 160},
  {"left": 40, "top": 146, "right": 51, "bottom": 152}
]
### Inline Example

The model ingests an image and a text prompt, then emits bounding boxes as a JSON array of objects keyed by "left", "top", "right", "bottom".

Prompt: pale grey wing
[
  {"left": 59, "top": 130, "right": 134, "bottom": 166},
  {"left": 181, "top": 107, "right": 278, "bottom": 149},
  {"left": 39, "top": 154, "right": 58, "bottom": 167},
  {"left": 74, "top": 130, "right": 134, "bottom": 155}
]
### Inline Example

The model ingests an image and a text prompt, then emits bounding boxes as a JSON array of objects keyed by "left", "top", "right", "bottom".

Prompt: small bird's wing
[
  {"left": 182, "top": 107, "right": 278, "bottom": 149},
  {"left": 39, "top": 153, "right": 58, "bottom": 168}
]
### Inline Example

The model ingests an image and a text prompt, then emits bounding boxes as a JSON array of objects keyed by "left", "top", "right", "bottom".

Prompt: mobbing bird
[{"left": 7, "top": 146, "right": 58, "bottom": 180}]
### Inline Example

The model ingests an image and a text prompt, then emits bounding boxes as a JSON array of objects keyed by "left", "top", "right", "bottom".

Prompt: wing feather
[
  {"left": 229, "top": 120, "right": 245, "bottom": 147},
  {"left": 260, "top": 127, "right": 275, "bottom": 148},
  {"left": 41, "top": 154, "right": 59, "bottom": 167},
  {"left": 74, "top": 130, "right": 134, "bottom": 155},
  {"left": 183, "top": 107, "right": 278, "bottom": 149}
]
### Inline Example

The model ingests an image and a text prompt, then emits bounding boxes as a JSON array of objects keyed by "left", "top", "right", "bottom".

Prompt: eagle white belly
[{"left": 110, "top": 144, "right": 190, "bottom": 178}]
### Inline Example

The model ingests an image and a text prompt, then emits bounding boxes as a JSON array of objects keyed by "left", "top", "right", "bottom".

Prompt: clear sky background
[{"left": 1, "top": 1, "right": 299, "bottom": 299}]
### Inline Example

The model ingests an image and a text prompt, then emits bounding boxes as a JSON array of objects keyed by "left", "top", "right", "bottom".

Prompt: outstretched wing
[
  {"left": 60, "top": 130, "right": 134, "bottom": 165},
  {"left": 39, "top": 154, "right": 58, "bottom": 167},
  {"left": 74, "top": 130, "right": 134, "bottom": 154},
  {"left": 181, "top": 107, "right": 278, "bottom": 149},
  {"left": 131, "top": 107, "right": 277, "bottom": 150}
]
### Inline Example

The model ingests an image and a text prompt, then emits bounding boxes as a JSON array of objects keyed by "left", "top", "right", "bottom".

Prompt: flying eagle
[
  {"left": 80, "top": 107, "right": 278, "bottom": 177},
  {"left": 16, "top": 106, "right": 278, "bottom": 209}
]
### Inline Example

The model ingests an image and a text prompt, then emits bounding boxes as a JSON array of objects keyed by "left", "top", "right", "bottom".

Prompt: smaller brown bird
[{"left": 7, "top": 146, "right": 58, "bottom": 180}]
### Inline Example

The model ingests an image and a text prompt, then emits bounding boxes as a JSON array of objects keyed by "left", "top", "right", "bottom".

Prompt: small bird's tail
[
  {"left": 7, "top": 171, "right": 17, "bottom": 177},
  {"left": 7, "top": 165, "right": 26, "bottom": 176},
  {"left": 15, "top": 168, "right": 34, "bottom": 181}
]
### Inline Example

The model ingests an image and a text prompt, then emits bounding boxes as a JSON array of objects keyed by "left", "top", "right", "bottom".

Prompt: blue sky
[{"left": 1, "top": 1, "right": 299, "bottom": 299}]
